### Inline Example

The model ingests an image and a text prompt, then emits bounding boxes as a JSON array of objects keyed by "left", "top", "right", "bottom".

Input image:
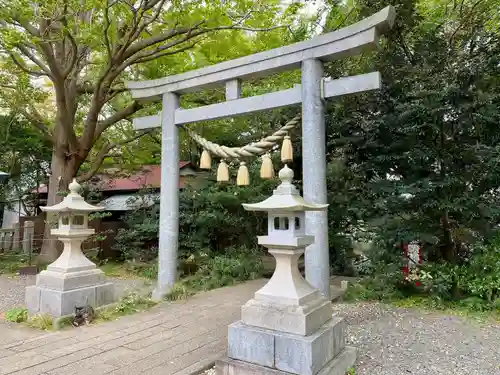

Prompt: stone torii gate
[{"left": 126, "top": 6, "right": 395, "bottom": 300}]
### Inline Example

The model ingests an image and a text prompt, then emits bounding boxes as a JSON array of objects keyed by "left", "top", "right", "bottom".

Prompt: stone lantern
[
  {"left": 217, "top": 165, "right": 356, "bottom": 375},
  {"left": 26, "top": 179, "right": 114, "bottom": 318}
]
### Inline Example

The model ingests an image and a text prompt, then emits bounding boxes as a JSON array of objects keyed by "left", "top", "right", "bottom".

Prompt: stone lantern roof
[
  {"left": 40, "top": 179, "right": 105, "bottom": 213},
  {"left": 242, "top": 165, "right": 328, "bottom": 212}
]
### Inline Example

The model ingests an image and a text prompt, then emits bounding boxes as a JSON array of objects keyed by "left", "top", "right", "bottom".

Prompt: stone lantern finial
[
  {"left": 278, "top": 164, "right": 293, "bottom": 183},
  {"left": 68, "top": 178, "right": 81, "bottom": 195}
]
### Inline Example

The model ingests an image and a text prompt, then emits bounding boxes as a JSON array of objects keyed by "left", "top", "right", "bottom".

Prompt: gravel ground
[
  {"left": 0, "top": 274, "right": 152, "bottom": 313},
  {"left": 202, "top": 303, "right": 500, "bottom": 375},
  {"left": 334, "top": 302, "right": 500, "bottom": 375}
]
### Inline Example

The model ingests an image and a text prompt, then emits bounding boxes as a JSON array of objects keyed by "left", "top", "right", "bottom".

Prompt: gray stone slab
[
  {"left": 0, "top": 349, "right": 15, "bottom": 360},
  {"left": 172, "top": 349, "right": 225, "bottom": 375},
  {"left": 0, "top": 350, "right": 51, "bottom": 375},
  {"left": 27, "top": 282, "right": 115, "bottom": 317},
  {"left": 25, "top": 285, "right": 41, "bottom": 314},
  {"left": 275, "top": 317, "right": 345, "bottom": 375},
  {"left": 241, "top": 297, "right": 332, "bottom": 336},
  {"left": 147, "top": 338, "right": 225, "bottom": 375},
  {"left": 226, "top": 317, "right": 346, "bottom": 375},
  {"left": 228, "top": 321, "right": 275, "bottom": 367},
  {"left": 45, "top": 347, "right": 130, "bottom": 375},
  {"left": 95, "top": 282, "right": 115, "bottom": 306},
  {"left": 216, "top": 346, "right": 356, "bottom": 375},
  {"left": 7, "top": 347, "right": 102, "bottom": 375},
  {"left": 36, "top": 269, "right": 106, "bottom": 291},
  {"left": 39, "top": 285, "right": 96, "bottom": 317},
  {"left": 315, "top": 346, "right": 357, "bottom": 375},
  {"left": 50, "top": 363, "right": 117, "bottom": 375}
]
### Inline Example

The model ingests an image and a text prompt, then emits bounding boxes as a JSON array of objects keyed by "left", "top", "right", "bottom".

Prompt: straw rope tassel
[
  {"left": 236, "top": 162, "right": 250, "bottom": 186},
  {"left": 260, "top": 153, "right": 274, "bottom": 179},
  {"left": 199, "top": 149, "right": 212, "bottom": 170},
  {"left": 217, "top": 160, "right": 229, "bottom": 182},
  {"left": 281, "top": 135, "right": 293, "bottom": 163}
]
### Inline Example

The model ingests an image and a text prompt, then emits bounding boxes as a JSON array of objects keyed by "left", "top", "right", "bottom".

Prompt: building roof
[{"left": 34, "top": 163, "right": 191, "bottom": 194}]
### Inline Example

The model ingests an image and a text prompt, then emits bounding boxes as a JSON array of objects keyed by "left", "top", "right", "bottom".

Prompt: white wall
[{"left": 2, "top": 200, "right": 26, "bottom": 229}]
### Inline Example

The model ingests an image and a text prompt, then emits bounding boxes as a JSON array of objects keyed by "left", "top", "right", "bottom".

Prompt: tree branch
[
  {"left": 76, "top": 84, "right": 128, "bottom": 95},
  {"left": 15, "top": 44, "right": 53, "bottom": 76},
  {"left": 131, "top": 40, "right": 200, "bottom": 64},
  {"left": 15, "top": 17, "right": 64, "bottom": 81},
  {"left": 122, "top": 21, "right": 206, "bottom": 60},
  {"left": 77, "top": 130, "right": 152, "bottom": 182},
  {"left": 17, "top": 108, "right": 54, "bottom": 142},
  {"left": 127, "top": 0, "right": 167, "bottom": 47},
  {"left": 103, "top": 0, "right": 113, "bottom": 59},
  {"left": 121, "top": 22, "right": 287, "bottom": 69},
  {"left": 6, "top": 51, "right": 49, "bottom": 77},
  {"left": 93, "top": 101, "right": 144, "bottom": 144},
  {"left": 61, "top": 30, "right": 79, "bottom": 78}
]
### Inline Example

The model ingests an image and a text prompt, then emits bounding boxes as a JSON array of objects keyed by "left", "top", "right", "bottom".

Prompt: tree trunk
[
  {"left": 38, "top": 147, "right": 80, "bottom": 263},
  {"left": 441, "top": 212, "right": 456, "bottom": 263}
]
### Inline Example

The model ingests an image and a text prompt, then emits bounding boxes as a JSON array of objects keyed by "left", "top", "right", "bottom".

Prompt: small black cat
[{"left": 72, "top": 305, "right": 95, "bottom": 327}]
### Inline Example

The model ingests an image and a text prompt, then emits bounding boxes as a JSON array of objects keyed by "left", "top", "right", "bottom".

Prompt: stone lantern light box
[
  {"left": 246, "top": 166, "right": 327, "bottom": 248},
  {"left": 26, "top": 179, "right": 115, "bottom": 318},
  {"left": 47, "top": 181, "right": 95, "bottom": 234}
]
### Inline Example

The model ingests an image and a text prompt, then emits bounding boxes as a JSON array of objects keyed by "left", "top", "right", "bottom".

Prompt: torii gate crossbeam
[{"left": 125, "top": 6, "right": 395, "bottom": 300}]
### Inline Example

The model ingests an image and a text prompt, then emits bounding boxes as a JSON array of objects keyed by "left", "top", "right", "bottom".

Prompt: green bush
[
  {"left": 421, "top": 241, "right": 500, "bottom": 305},
  {"left": 5, "top": 307, "right": 28, "bottom": 323},
  {"left": 26, "top": 314, "right": 53, "bottom": 330},
  {"left": 0, "top": 253, "right": 28, "bottom": 274},
  {"left": 347, "top": 235, "right": 500, "bottom": 313},
  {"left": 113, "top": 292, "right": 157, "bottom": 314},
  {"left": 165, "top": 246, "right": 264, "bottom": 300},
  {"left": 114, "top": 175, "right": 274, "bottom": 263},
  {"left": 97, "top": 292, "right": 158, "bottom": 322}
]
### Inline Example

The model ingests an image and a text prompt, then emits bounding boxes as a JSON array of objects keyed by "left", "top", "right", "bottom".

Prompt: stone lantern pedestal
[
  {"left": 26, "top": 180, "right": 114, "bottom": 318},
  {"left": 216, "top": 166, "right": 356, "bottom": 375}
]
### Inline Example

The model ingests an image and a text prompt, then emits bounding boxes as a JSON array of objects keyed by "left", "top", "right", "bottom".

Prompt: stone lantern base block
[
  {"left": 218, "top": 346, "right": 356, "bottom": 375},
  {"left": 26, "top": 282, "right": 114, "bottom": 317},
  {"left": 241, "top": 297, "right": 332, "bottom": 336},
  {"left": 227, "top": 317, "right": 352, "bottom": 375},
  {"left": 35, "top": 269, "right": 107, "bottom": 291}
]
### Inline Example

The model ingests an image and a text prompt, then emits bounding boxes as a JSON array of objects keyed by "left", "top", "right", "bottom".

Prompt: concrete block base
[
  {"left": 36, "top": 268, "right": 106, "bottom": 291},
  {"left": 216, "top": 346, "right": 357, "bottom": 375},
  {"left": 26, "top": 282, "right": 114, "bottom": 317},
  {"left": 227, "top": 316, "right": 350, "bottom": 375},
  {"left": 241, "top": 297, "right": 332, "bottom": 336}
]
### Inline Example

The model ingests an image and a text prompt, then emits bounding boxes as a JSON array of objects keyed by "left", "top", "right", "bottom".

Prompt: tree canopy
[
  {"left": 322, "top": 0, "right": 500, "bottom": 265},
  {"left": 0, "top": 0, "right": 306, "bottom": 260}
]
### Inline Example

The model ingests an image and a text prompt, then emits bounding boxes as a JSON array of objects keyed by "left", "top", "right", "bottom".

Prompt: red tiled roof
[{"left": 34, "top": 163, "right": 191, "bottom": 194}]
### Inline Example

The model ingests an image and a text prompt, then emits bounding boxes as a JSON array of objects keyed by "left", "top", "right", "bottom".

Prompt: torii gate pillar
[
  {"left": 302, "top": 59, "right": 330, "bottom": 298},
  {"left": 153, "top": 92, "right": 180, "bottom": 300}
]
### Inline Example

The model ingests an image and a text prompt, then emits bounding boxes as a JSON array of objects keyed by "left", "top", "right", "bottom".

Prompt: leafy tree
[
  {"left": 0, "top": 114, "right": 51, "bottom": 218},
  {"left": 325, "top": 0, "right": 500, "bottom": 263},
  {"left": 0, "top": 0, "right": 302, "bottom": 261}
]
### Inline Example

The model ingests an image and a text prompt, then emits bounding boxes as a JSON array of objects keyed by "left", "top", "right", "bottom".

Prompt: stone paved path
[
  {"left": 0, "top": 279, "right": 265, "bottom": 375},
  {"left": 1, "top": 278, "right": 500, "bottom": 375}
]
